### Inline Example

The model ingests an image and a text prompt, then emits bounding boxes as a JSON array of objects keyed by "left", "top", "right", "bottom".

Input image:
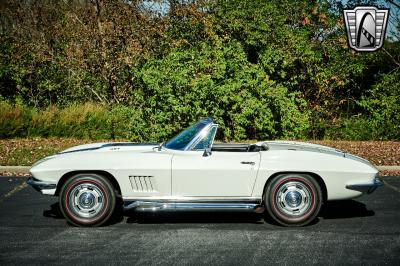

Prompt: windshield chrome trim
[
  {"left": 184, "top": 123, "right": 211, "bottom": 150},
  {"left": 164, "top": 118, "right": 215, "bottom": 151},
  {"left": 184, "top": 123, "right": 218, "bottom": 151}
]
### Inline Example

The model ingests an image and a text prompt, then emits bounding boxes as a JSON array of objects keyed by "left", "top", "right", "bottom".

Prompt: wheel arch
[
  {"left": 262, "top": 171, "right": 327, "bottom": 204},
  {"left": 55, "top": 170, "right": 122, "bottom": 197}
]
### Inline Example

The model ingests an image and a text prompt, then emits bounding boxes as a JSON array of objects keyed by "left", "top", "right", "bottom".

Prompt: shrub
[
  {"left": 138, "top": 41, "right": 310, "bottom": 141},
  {"left": 0, "top": 101, "right": 149, "bottom": 140},
  {"left": 358, "top": 71, "right": 400, "bottom": 140},
  {"left": 108, "top": 106, "right": 145, "bottom": 141},
  {"left": 0, "top": 101, "right": 30, "bottom": 138},
  {"left": 28, "top": 106, "right": 59, "bottom": 137},
  {"left": 324, "top": 117, "right": 376, "bottom": 140}
]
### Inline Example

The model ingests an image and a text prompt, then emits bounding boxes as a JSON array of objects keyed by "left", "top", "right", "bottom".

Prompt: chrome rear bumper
[{"left": 346, "top": 177, "right": 384, "bottom": 194}]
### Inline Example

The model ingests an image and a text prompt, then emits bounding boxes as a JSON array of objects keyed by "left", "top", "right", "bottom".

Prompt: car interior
[{"left": 211, "top": 143, "right": 267, "bottom": 152}]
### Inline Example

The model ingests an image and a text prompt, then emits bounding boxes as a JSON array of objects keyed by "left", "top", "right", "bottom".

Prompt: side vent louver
[{"left": 129, "top": 176, "right": 156, "bottom": 192}]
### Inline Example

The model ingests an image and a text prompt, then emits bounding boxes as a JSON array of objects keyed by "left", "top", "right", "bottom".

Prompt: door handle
[{"left": 241, "top": 161, "right": 255, "bottom": 165}]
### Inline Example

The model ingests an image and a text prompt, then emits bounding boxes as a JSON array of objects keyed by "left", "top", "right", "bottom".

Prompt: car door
[{"left": 171, "top": 150, "right": 260, "bottom": 197}]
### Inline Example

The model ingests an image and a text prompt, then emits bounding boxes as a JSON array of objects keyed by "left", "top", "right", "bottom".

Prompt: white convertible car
[{"left": 28, "top": 118, "right": 382, "bottom": 227}]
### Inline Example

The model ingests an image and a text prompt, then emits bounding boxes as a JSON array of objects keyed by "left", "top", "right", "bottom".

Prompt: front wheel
[
  {"left": 59, "top": 173, "right": 116, "bottom": 227},
  {"left": 264, "top": 174, "right": 322, "bottom": 227}
]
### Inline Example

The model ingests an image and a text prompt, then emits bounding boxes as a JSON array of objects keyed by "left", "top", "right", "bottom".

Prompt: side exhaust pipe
[{"left": 124, "top": 201, "right": 264, "bottom": 213}]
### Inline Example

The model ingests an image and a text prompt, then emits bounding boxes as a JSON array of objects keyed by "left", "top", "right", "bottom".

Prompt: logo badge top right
[{"left": 343, "top": 6, "right": 389, "bottom": 52}]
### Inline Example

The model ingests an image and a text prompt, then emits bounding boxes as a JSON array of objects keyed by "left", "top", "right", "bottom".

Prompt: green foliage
[
  {"left": 137, "top": 40, "right": 309, "bottom": 140},
  {"left": 0, "top": 101, "right": 30, "bottom": 138},
  {"left": 1, "top": 102, "right": 114, "bottom": 140},
  {"left": 108, "top": 106, "right": 145, "bottom": 141},
  {"left": 358, "top": 71, "right": 400, "bottom": 139},
  {"left": 324, "top": 117, "right": 376, "bottom": 141},
  {"left": 321, "top": 70, "right": 400, "bottom": 140},
  {"left": 0, "top": 0, "right": 399, "bottom": 140}
]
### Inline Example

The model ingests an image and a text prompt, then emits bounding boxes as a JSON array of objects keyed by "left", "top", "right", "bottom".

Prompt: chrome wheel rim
[
  {"left": 275, "top": 181, "right": 313, "bottom": 217},
  {"left": 68, "top": 183, "right": 105, "bottom": 218}
]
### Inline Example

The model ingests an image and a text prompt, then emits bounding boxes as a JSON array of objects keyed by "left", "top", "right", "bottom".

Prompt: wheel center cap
[
  {"left": 285, "top": 190, "right": 302, "bottom": 208},
  {"left": 79, "top": 192, "right": 95, "bottom": 209}
]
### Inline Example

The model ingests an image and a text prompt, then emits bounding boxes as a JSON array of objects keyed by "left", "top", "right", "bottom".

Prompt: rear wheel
[
  {"left": 59, "top": 173, "right": 116, "bottom": 227},
  {"left": 264, "top": 174, "right": 322, "bottom": 226}
]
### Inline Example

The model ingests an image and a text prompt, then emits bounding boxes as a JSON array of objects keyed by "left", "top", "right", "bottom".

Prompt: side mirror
[
  {"left": 157, "top": 142, "right": 164, "bottom": 151},
  {"left": 203, "top": 147, "right": 212, "bottom": 157}
]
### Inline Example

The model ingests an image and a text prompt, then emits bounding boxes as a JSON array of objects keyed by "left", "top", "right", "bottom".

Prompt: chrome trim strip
[
  {"left": 123, "top": 201, "right": 263, "bottom": 213},
  {"left": 162, "top": 118, "right": 218, "bottom": 151},
  {"left": 59, "top": 142, "right": 159, "bottom": 154},
  {"left": 184, "top": 123, "right": 212, "bottom": 151},
  {"left": 185, "top": 123, "right": 218, "bottom": 151},
  {"left": 346, "top": 177, "right": 384, "bottom": 194},
  {"left": 122, "top": 196, "right": 262, "bottom": 203}
]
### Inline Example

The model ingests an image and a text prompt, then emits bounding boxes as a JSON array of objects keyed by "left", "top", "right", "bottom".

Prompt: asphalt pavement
[{"left": 0, "top": 176, "right": 399, "bottom": 265}]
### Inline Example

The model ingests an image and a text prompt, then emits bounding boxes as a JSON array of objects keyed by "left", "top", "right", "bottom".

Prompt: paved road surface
[{"left": 0, "top": 176, "right": 399, "bottom": 265}]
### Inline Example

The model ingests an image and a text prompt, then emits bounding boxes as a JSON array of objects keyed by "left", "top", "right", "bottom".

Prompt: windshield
[
  {"left": 193, "top": 126, "right": 217, "bottom": 150},
  {"left": 164, "top": 118, "right": 213, "bottom": 150}
]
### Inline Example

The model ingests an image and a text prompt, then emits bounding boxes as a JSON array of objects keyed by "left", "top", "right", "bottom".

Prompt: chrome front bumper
[
  {"left": 27, "top": 177, "right": 57, "bottom": 194},
  {"left": 346, "top": 177, "right": 384, "bottom": 194}
]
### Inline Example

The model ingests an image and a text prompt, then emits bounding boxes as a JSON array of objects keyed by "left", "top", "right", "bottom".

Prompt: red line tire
[
  {"left": 264, "top": 174, "right": 322, "bottom": 227},
  {"left": 59, "top": 173, "right": 116, "bottom": 227}
]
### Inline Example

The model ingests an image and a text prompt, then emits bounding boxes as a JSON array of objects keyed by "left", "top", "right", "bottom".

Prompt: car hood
[{"left": 60, "top": 142, "right": 160, "bottom": 154}]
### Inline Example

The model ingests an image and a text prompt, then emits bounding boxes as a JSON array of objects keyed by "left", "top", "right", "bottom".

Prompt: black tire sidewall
[
  {"left": 59, "top": 173, "right": 116, "bottom": 227},
  {"left": 265, "top": 174, "right": 322, "bottom": 227}
]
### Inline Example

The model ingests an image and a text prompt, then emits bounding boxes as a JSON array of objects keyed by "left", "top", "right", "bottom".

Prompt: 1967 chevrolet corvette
[{"left": 28, "top": 118, "right": 383, "bottom": 227}]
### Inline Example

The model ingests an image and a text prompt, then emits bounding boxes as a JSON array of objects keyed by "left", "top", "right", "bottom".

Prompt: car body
[{"left": 28, "top": 118, "right": 383, "bottom": 226}]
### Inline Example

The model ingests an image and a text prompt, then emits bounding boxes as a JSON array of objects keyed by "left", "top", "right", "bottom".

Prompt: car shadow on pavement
[
  {"left": 43, "top": 203, "right": 64, "bottom": 219},
  {"left": 126, "top": 212, "right": 265, "bottom": 224},
  {"left": 42, "top": 199, "right": 374, "bottom": 226},
  {"left": 126, "top": 200, "right": 374, "bottom": 225},
  {"left": 320, "top": 200, "right": 375, "bottom": 219},
  {"left": 42, "top": 200, "right": 125, "bottom": 226}
]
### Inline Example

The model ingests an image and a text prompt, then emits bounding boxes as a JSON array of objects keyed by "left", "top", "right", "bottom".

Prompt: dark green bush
[
  {"left": 0, "top": 1, "right": 398, "bottom": 141},
  {"left": 358, "top": 71, "right": 400, "bottom": 140},
  {"left": 324, "top": 117, "right": 376, "bottom": 141},
  {"left": 137, "top": 41, "right": 310, "bottom": 141}
]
